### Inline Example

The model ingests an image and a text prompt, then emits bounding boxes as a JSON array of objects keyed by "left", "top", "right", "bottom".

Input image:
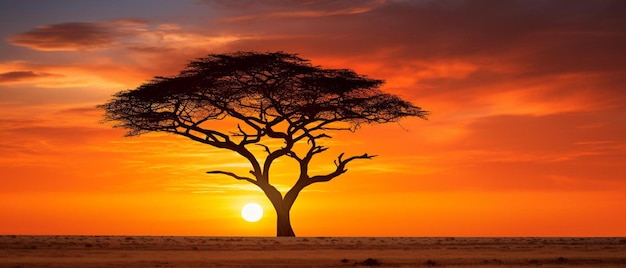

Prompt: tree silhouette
[{"left": 99, "top": 51, "right": 428, "bottom": 237}]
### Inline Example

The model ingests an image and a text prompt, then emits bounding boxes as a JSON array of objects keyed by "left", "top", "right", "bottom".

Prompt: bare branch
[
  {"left": 302, "top": 133, "right": 328, "bottom": 164},
  {"left": 286, "top": 151, "right": 301, "bottom": 161},
  {"left": 231, "top": 123, "right": 263, "bottom": 145},
  {"left": 206, "top": 171, "right": 257, "bottom": 185},
  {"left": 262, "top": 146, "right": 293, "bottom": 182},
  {"left": 333, "top": 153, "right": 344, "bottom": 166},
  {"left": 313, "top": 153, "right": 375, "bottom": 184},
  {"left": 256, "top": 143, "right": 271, "bottom": 154}
]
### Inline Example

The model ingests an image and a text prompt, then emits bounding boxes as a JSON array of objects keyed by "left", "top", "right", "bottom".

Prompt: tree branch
[
  {"left": 206, "top": 171, "right": 258, "bottom": 185},
  {"left": 302, "top": 133, "right": 328, "bottom": 164},
  {"left": 231, "top": 123, "right": 263, "bottom": 145},
  {"left": 262, "top": 146, "right": 292, "bottom": 183},
  {"left": 310, "top": 153, "right": 376, "bottom": 184},
  {"left": 256, "top": 143, "right": 271, "bottom": 154}
]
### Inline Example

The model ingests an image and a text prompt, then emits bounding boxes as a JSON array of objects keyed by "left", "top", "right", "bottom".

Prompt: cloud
[
  {"left": 0, "top": 71, "right": 61, "bottom": 83},
  {"left": 206, "top": 0, "right": 383, "bottom": 20},
  {"left": 55, "top": 107, "right": 103, "bottom": 117},
  {"left": 204, "top": 1, "right": 625, "bottom": 117},
  {"left": 431, "top": 110, "right": 626, "bottom": 189},
  {"left": 165, "top": 181, "right": 301, "bottom": 194},
  {"left": 454, "top": 111, "right": 626, "bottom": 154},
  {"left": 2, "top": 0, "right": 625, "bottom": 197},
  {"left": 8, "top": 21, "right": 135, "bottom": 51},
  {"left": 0, "top": 62, "right": 128, "bottom": 92},
  {"left": 211, "top": 1, "right": 626, "bottom": 73},
  {"left": 8, "top": 19, "right": 243, "bottom": 52}
]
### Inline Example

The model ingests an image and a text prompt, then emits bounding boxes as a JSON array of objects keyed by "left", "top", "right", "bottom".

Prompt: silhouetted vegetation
[{"left": 100, "top": 51, "right": 427, "bottom": 236}]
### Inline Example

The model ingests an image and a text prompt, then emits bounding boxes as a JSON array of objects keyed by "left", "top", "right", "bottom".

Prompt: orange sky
[{"left": 1, "top": 0, "right": 625, "bottom": 236}]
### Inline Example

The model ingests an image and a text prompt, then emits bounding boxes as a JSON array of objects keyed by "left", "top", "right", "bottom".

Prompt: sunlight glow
[{"left": 241, "top": 203, "right": 263, "bottom": 222}]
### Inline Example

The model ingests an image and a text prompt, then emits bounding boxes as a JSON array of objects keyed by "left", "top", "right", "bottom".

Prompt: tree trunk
[
  {"left": 276, "top": 206, "right": 295, "bottom": 237},
  {"left": 261, "top": 185, "right": 297, "bottom": 237}
]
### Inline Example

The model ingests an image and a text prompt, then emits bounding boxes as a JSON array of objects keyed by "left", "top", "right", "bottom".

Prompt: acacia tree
[{"left": 100, "top": 52, "right": 427, "bottom": 236}]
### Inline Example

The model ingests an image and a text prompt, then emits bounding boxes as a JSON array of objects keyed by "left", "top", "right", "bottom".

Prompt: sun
[{"left": 241, "top": 203, "right": 263, "bottom": 222}]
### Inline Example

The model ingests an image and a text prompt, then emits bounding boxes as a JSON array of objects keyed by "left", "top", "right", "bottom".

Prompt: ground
[{"left": 1, "top": 236, "right": 625, "bottom": 267}]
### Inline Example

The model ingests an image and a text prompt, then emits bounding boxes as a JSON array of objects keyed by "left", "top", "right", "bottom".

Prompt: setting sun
[{"left": 241, "top": 203, "right": 263, "bottom": 223}]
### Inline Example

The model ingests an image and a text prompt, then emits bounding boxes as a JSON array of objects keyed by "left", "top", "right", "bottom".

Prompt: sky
[{"left": 1, "top": 0, "right": 625, "bottom": 236}]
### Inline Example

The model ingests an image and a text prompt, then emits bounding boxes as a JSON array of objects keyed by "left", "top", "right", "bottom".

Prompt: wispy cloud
[
  {"left": 0, "top": 71, "right": 62, "bottom": 84},
  {"left": 165, "top": 182, "right": 289, "bottom": 194},
  {"left": 207, "top": 0, "right": 384, "bottom": 21},
  {"left": 8, "top": 19, "right": 243, "bottom": 52},
  {"left": 9, "top": 20, "right": 141, "bottom": 51}
]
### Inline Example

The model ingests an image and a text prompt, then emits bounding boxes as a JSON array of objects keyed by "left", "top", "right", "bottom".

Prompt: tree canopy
[{"left": 101, "top": 52, "right": 425, "bottom": 138}]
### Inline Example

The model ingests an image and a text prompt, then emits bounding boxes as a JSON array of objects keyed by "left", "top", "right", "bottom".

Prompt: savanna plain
[{"left": 1, "top": 236, "right": 624, "bottom": 267}]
